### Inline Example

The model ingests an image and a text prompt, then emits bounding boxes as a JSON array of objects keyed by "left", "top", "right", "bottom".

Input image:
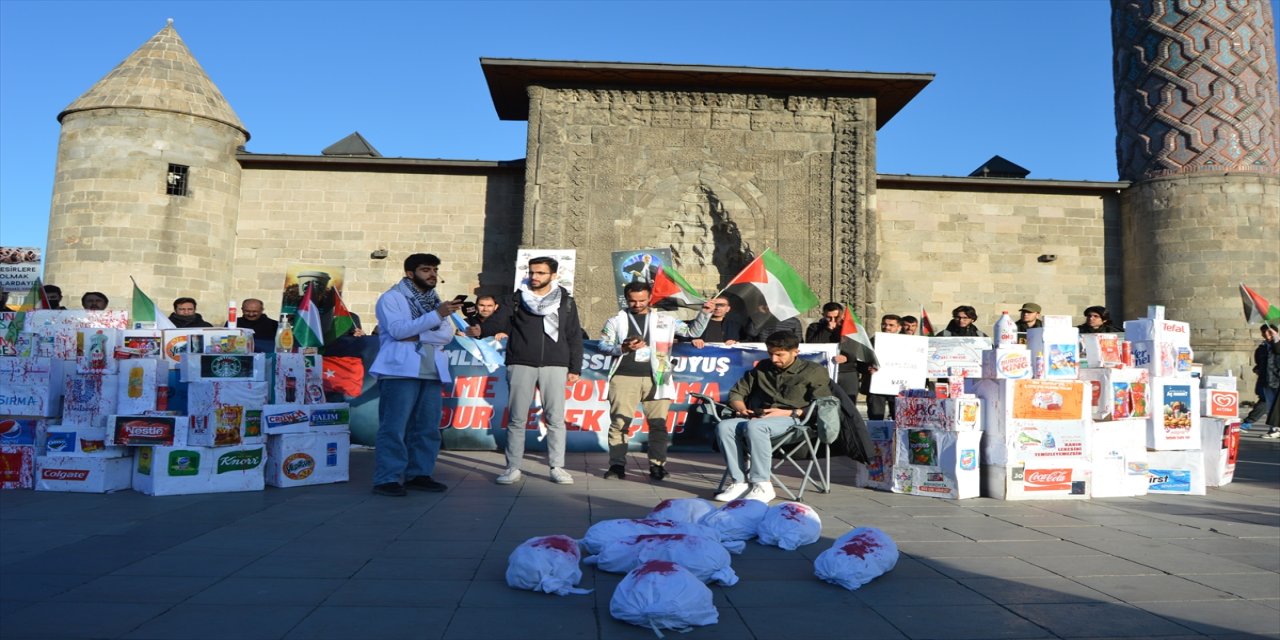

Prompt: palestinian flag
[
  {"left": 920, "top": 306, "right": 935, "bottom": 336},
  {"left": 292, "top": 284, "right": 325, "bottom": 350},
  {"left": 839, "top": 306, "right": 880, "bottom": 368},
  {"left": 651, "top": 265, "right": 704, "bottom": 308},
  {"left": 16, "top": 277, "right": 50, "bottom": 311},
  {"left": 1240, "top": 283, "right": 1280, "bottom": 326},
  {"left": 129, "top": 277, "right": 175, "bottom": 329},
  {"left": 720, "top": 249, "right": 819, "bottom": 325},
  {"left": 330, "top": 287, "right": 356, "bottom": 340}
]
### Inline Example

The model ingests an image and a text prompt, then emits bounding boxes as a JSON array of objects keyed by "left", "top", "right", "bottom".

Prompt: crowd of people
[{"left": 7, "top": 273, "right": 1276, "bottom": 496}]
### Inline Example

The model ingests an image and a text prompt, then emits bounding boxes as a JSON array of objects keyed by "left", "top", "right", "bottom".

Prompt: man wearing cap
[{"left": 1016, "top": 302, "right": 1043, "bottom": 345}]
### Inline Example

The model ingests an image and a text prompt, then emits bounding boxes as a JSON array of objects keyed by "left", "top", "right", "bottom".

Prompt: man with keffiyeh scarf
[
  {"left": 485, "top": 255, "right": 585, "bottom": 486},
  {"left": 368, "top": 253, "right": 463, "bottom": 497}
]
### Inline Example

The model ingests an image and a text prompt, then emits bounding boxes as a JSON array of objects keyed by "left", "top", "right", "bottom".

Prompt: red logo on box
[
  {"left": 1206, "top": 390, "right": 1237, "bottom": 418},
  {"left": 1024, "top": 468, "right": 1072, "bottom": 491},
  {"left": 41, "top": 468, "right": 90, "bottom": 481}
]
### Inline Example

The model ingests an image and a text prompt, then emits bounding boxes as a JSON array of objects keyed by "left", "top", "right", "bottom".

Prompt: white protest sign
[
  {"left": 927, "top": 336, "right": 992, "bottom": 377},
  {"left": 0, "top": 247, "right": 42, "bottom": 293},
  {"left": 870, "top": 332, "right": 929, "bottom": 395}
]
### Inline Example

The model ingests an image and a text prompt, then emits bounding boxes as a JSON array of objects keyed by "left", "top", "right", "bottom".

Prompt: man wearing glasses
[
  {"left": 935, "top": 306, "right": 988, "bottom": 337},
  {"left": 686, "top": 296, "right": 744, "bottom": 347}
]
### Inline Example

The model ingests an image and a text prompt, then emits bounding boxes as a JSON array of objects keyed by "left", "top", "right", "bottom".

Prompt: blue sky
[{"left": 1, "top": 1, "right": 1122, "bottom": 254}]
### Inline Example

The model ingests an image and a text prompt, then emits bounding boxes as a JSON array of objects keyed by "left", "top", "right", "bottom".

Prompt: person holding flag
[
  {"left": 720, "top": 249, "right": 818, "bottom": 343},
  {"left": 599, "top": 282, "right": 710, "bottom": 481},
  {"left": 805, "top": 302, "right": 875, "bottom": 404},
  {"left": 367, "top": 253, "right": 462, "bottom": 497}
]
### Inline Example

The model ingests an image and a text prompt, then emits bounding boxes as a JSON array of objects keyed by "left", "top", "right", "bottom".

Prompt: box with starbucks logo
[
  {"left": 131, "top": 443, "right": 266, "bottom": 496},
  {"left": 890, "top": 428, "right": 981, "bottom": 499},
  {"left": 180, "top": 353, "right": 266, "bottom": 383},
  {"left": 265, "top": 430, "right": 350, "bottom": 488},
  {"left": 36, "top": 455, "right": 132, "bottom": 493}
]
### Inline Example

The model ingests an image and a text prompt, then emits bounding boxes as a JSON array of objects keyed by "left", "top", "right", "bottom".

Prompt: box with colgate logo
[
  {"left": 890, "top": 428, "right": 981, "bottom": 499},
  {"left": 853, "top": 421, "right": 895, "bottom": 491},
  {"left": 108, "top": 415, "right": 188, "bottom": 447},
  {"left": 131, "top": 443, "right": 265, "bottom": 496},
  {"left": 1200, "top": 417, "right": 1239, "bottom": 487},
  {"left": 265, "top": 430, "right": 350, "bottom": 488},
  {"left": 35, "top": 455, "right": 132, "bottom": 493},
  {"left": 982, "top": 462, "right": 1091, "bottom": 500},
  {"left": 1146, "top": 450, "right": 1206, "bottom": 496},
  {"left": 1089, "top": 419, "right": 1148, "bottom": 498},
  {"left": 1199, "top": 389, "right": 1238, "bottom": 419},
  {"left": 0, "top": 444, "right": 35, "bottom": 489},
  {"left": 42, "top": 425, "right": 129, "bottom": 457}
]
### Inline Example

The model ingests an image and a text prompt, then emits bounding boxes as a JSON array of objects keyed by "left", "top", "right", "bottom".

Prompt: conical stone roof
[{"left": 59, "top": 20, "right": 249, "bottom": 140}]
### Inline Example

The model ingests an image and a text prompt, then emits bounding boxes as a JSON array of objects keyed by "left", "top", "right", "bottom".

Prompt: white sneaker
[
  {"left": 714, "top": 482, "right": 750, "bottom": 502},
  {"left": 496, "top": 469, "right": 523, "bottom": 485},
  {"left": 549, "top": 468, "right": 574, "bottom": 484},
  {"left": 742, "top": 482, "right": 777, "bottom": 503},
  {"left": 1261, "top": 431, "right": 1280, "bottom": 439}
]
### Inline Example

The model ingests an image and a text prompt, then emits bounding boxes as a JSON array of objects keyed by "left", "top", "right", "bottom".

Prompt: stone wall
[
  {"left": 522, "top": 86, "right": 876, "bottom": 330},
  {"left": 874, "top": 178, "right": 1122, "bottom": 330},
  {"left": 233, "top": 163, "right": 523, "bottom": 321},
  {"left": 44, "top": 108, "right": 245, "bottom": 310}
]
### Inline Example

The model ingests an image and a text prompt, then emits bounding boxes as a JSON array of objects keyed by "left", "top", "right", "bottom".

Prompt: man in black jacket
[
  {"left": 486, "top": 256, "right": 585, "bottom": 485},
  {"left": 169, "top": 297, "right": 213, "bottom": 328},
  {"left": 805, "top": 302, "right": 861, "bottom": 402}
]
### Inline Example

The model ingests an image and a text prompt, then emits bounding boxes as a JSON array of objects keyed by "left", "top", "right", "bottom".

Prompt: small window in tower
[{"left": 166, "top": 164, "right": 189, "bottom": 196}]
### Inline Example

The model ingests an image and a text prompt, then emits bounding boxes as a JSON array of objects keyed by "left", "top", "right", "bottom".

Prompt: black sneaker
[
  {"left": 404, "top": 476, "right": 448, "bottom": 492},
  {"left": 603, "top": 465, "right": 626, "bottom": 479},
  {"left": 372, "top": 482, "right": 407, "bottom": 497},
  {"left": 649, "top": 464, "right": 669, "bottom": 481}
]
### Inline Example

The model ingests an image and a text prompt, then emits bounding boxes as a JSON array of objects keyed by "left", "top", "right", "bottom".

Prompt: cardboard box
[
  {"left": 187, "top": 381, "right": 269, "bottom": 447},
  {"left": 1201, "top": 375, "right": 1237, "bottom": 392},
  {"left": 891, "top": 428, "right": 981, "bottom": 499},
  {"left": 853, "top": 420, "right": 894, "bottom": 491},
  {"left": 0, "top": 357, "right": 65, "bottom": 417},
  {"left": 161, "top": 329, "right": 206, "bottom": 364},
  {"left": 22, "top": 310, "right": 130, "bottom": 359},
  {"left": 108, "top": 415, "right": 187, "bottom": 447},
  {"left": 131, "top": 443, "right": 266, "bottom": 496},
  {"left": 982, "top": 462, "right": 1090, "bottom": 501},
  {"left": 199, "top": 330, "right": 253, "bottom": 354},
  {"left": 1200, "top": 418, "right": 1239, "bottom": 487},
  {"left": 1124, "top": 314, "right": 1191, "bottom": 347},
  {"left": 261, "top": 404, "right": 311, "bottom": 435},
  {"left": 982, "top": 346, "right": 1032, "bottom": 379},
  {"left": 115, "top": 359, "right": 159, "bottom": 415},
  {"left": 1200, "top": 389, "right": 1238, "bottom": 419},
  {"left": 1027, "top": 326, "right": 1080, "bottom": 380},
  {"left": 0, "top": 417, "right": 42, "bottom": 446},
  {"left": 43, "top": 425, "right": 129, "bottom": 457},
  {"left": 75, "top": 328, "right": 120, "bottom": 373},
  {"left": 1079, "top": 367, "right": 1150, "bottom": 421},
  {"left": 1088, "top": 419, "right": 1148, "bottom": 498},
  {"left": 1079, "top": 333, "right": 1124, "bottom": 369},
  {"left": 986, "top": 419, "right": 1089, "bottom": 466},
  {"left": 265, "top": 431, "right": 350, "bottom": 488},
  {"left": 1, "top": 444, "right": 36, "bottom": 489},
  {"left": 1146, "top": 450, "right": 1206, "bottom": 496},
  {"left": 892, "top": 396, "right": 981, "bottom": 432},
  {"left": 119, "top": 330, "right": 163, "bottom": 359},
  {"left": 273, "top": 353, "right": 326, "bottom": 405},
  {"left": 306, "top": 403, "right": 350, "bottom": 430},
  {"left": 36, "top": 455, "right": 132, "bottom": 493},
  {"left": 1149, "top": 377, "right": 1201, "bottom": 450},
  {"left": 62, "top": 372, "right": 119, "bottom": 427},
  {"left": 0, "top": 312, "right": 23, "bottom": 356},
  {"left": 181, "top": 353, "right": 266, "bottom": 383},
  {"left": 966, "top": 378, "right": 1090, "bottom": 427}
]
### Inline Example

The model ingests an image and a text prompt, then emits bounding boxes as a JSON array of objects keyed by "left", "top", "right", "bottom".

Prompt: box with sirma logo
[{"left": 131, "top": 443, "right": 265, "bottom": 496}]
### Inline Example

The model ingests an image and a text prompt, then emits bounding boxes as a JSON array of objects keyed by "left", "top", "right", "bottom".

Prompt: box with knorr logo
[
  {"left": 265, "top": 431, "right": 349, "bottom": 488},
  {"left": 36, "top": 455, "right": 132, "bottom": 493},
  {"left": 131, "top": 443, "right": 265, "bottom": 496}
]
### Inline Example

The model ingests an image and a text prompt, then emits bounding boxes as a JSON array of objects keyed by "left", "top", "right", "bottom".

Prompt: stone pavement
[{"left": 2, "top": 435, "right": 1277, "bottom": 640}]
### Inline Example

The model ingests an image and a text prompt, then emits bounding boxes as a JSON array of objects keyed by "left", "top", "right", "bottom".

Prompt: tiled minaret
[
  {"left": 1112, "top": 0, "right": 1280, "bottom": 375},
  {"left": 45, "top": 20, "right": 249, "bottom": 311}
]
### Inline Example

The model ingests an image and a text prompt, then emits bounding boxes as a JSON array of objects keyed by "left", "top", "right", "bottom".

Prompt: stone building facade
[{"left": 41, "top": 5, "right": 1279, "bottom": 381}]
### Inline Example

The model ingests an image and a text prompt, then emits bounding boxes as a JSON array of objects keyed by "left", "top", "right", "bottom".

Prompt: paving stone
[
  {"left": 111, "top": 551, "right": 259, "bottom": 577},
  {"left": 355, "top": 557, "right": 482, "bottom": 581},
  {"left": 1007, "top": 602, "right": 1201, "bottom": 637},
  {"left": 122, "top": 603, "right": 314, "bottom": 640},
  {"left": 0, "top": 572, "right": 95, "bottom": 602},
  {"left": 918, "top": 555, "right": 1058, "bottom": 579},
  {"left": 51, "top": 574, "right": 221, "bottom": 603},
  {"left": 187, "top": 576, "right": 344, "bottom": 606},
  {"left": 1072, "top": 574, "right": 1240, "bottom": 602},
  {"left": 0, "top": 600, "right": 169, "bottom": 639},
  {"left": 897, "top": 540, "right": 1019, "bottom": 558},
  {"left": 324, "top": 578, "right": 470, "bottom": 607},
  {"left": 443, "top": 606, "right": 600, "bottom": 640},
  {"left": 1216, "top": 552, "right": 1280, "bottom": 572},
  {"left": 940, "top": 520, "right": 1061, "bottom": 541},
  {"left": 233, "top": 553, "right": 371, "bottom": 579},
  {"left": 1134, "top": 599, "right": 1280, "bottom": 635},
  {"left": 736, "top": 604, "right": 907, "bottom": 639},
  {"left": 971, "top": 540, "right": 1103, "bottom": 557},
  {"left": 723, "top": 577, "right": 863, "bottom": 607},
  {"left": 1182, "top": 572, "right": 1280, "bottom": 600},
  {"left": 851, "top": 577, "right": 994, "bottom": 607},
  {"left": 1021, "top": 554, "right": 1162, "bottom": 577},
  {"left": 874, "top": 603, "right": 1052, "bottom": 638},
  {"left": 284, "top": 606, "right": 455, "bottom": 640},
  {"left": 959, "top": 576, "right": 1119, "bottom": 604},
  {"left": 2, "top": 536, "right": 158, "bottom": 575},
  {"left": 461, "top": 579, "right": 594, "bottom": 607}
]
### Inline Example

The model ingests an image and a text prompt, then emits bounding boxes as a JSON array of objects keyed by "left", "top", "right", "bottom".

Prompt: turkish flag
[{"left": 322, "top": 356, "right": 365, "bottom": 397}]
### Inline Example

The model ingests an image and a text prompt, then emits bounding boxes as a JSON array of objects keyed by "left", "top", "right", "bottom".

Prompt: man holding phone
[
  {"left": 368, "top": 253, "right": 463, "bottom": 497},
  {"left": 599, "top": 282, "right": 709, "bottom": 480}
]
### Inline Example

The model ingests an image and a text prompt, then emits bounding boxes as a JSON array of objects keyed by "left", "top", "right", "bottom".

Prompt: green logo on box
[
  {"left": 216, "top": 448, "right": 263, "bottom": 474},
  {"left": 244, "top": 410, "right": 262, "bottom": 437},
  {"left": 167, "top": 450, "right": 201, "bottom": 476}
]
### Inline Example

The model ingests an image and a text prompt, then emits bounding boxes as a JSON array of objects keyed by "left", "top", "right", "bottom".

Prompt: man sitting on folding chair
[{"left": 715, "top": 330, "right": 832, "bottom": 503}]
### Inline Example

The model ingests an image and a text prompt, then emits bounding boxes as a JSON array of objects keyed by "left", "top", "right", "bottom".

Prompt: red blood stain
[
  {"left": 840, "top": 532, "right": 881, "bottom": 559},
  {"left": 653, "top": 499, "right": 675, "bottom": 512},
  {"left": 633, "top": 560, "right": 679, "bottom": 576},
  {"left": 531, "top": 535, "right": 578, "bottom": 557},
  {"left": 724, "top": 500, "right": 748, "bottom": 510},
  {"left": 635, "top": 518, "right": 676, "bottom": 528},
  {"left": 632, "top": 534, "right": 686, "bottom": 544},
  {"left": 780, "top": 504, "right": 809, "bottom": 522}
]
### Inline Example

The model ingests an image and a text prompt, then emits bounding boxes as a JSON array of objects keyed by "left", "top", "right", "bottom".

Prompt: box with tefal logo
[{"left": 36, "top": 455, "right": 132, "bottom": 493}]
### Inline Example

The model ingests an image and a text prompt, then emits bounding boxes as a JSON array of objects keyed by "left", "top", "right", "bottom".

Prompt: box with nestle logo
[
  {"left": 108, "top": 415, "right": 188, "bottom": 447},
  {"left": 35, "top": 455, "right": 132, "bottom": 493}
]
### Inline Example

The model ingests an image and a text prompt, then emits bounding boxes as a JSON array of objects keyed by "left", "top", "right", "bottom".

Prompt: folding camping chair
[{"left": 689, "top": 393, "right": 841, "bottom": 501}]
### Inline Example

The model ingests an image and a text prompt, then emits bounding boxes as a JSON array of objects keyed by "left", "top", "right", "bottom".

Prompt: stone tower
[
  {"left": 45, "top": 20, "right": 248, "bottom": 312},
  {"left": 1112, "top": 0, "right": 1280, "bottom": 375}
]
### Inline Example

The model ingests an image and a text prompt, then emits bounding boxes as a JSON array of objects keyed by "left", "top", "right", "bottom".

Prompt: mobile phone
[{"left": 452, "top": 295, "right": 468, "bottom": 303}]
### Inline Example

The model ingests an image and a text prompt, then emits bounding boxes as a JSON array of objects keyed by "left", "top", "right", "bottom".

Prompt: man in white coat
[
  {"left": 600, "top": 282, "right": 709, "bottom": 480},
  {"left": 369, "top": 253, "right": 462, "bottom": 497}
]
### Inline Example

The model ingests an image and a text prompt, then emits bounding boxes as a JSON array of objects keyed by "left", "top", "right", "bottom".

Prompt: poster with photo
[
  {"left": 0, "top": 246, "right": 42, "bottom": 293},
  {"left": 610, "top": 249, "right": 673, "bottom": 309},
  {"left": 280, "top": 264, "right": 346, "bottom": 317},
  {"left": 513, "top": 249, "right": 577, "bottom": 295}
]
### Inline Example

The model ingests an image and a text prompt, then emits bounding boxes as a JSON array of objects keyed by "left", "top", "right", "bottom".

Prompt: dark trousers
[{"left": 866, "top": 394, "right": 896, "bottom": 421}]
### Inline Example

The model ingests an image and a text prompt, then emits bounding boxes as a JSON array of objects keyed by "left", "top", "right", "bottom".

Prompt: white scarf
[{"left": 520, "top": 286, "right": 562, "bottom": 341}]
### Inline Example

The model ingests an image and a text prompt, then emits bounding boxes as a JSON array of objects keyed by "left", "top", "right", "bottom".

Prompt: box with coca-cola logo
[
  {"left": 273, "top": 353, "right": 326, "bottom": 405},
  {"left": 982, "top": 462, "right": 1091, "bottom": 500},
  {"left": 131, "top": 443, "right": 265, "bottom": 496},
  {"left": 108, "top": 415, "right": 188, "bottom": 447},
  {"left": 265, "top": 430, "right": 350, "bottom": 488},
  {"left": 35, "top": 455, "right": 132, "bottom": 493},
  {"left": 853, "top": 421, "right": 894, "bottom": 491},
  {"left": 1200, "top": 418, "right": 1239, "bottom": 487},
  {"left": 0, "top": 444, "right": 36, "bottom": 489},
  {"left": 1146, "top": 450, "right": 1206, "bottom": 496},
  {"left": 1088, "top": 419, "right": 1148, "bottom": 498},
  {"left": 891, "top": 428, "right": 981, "bottom": 499}
]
